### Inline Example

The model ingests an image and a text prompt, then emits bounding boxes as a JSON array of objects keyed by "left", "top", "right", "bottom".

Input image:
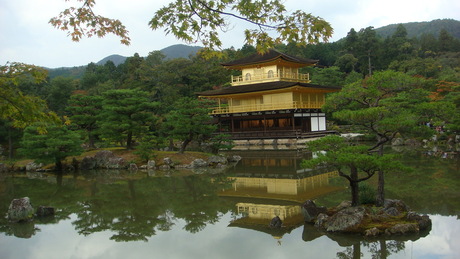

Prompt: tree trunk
[
  {"left": 350, "top": 165, "right": 360, "bottom": 206},
  {"left": 126, "top": 131, "right": 133, "bottom": 149},
  {"left": 55, "top": 159, "right": 63, "bottom": 172},
  {"left": 368, "top": 49, "right": 372, "bottom": 76},
  {"left": 376, "top": 144, "right": 385, "bottom": 206},
  {"left": 353, "top": 243, "right": 361, "bottom": 259},
  {"left": 88, "top": 131, "right": 95, "bottom": 149},
  {"left": 8, "top": 126, "right": 13, "bottom": 159},
  {"left": 379, "top": 240, "right": 388, "bottom": 259},
  {"left": 179, "top": 138, "right": 191, "bottom": 154},
  {"left": 169, "top": 138, "right": 174, "bottom": 151}
]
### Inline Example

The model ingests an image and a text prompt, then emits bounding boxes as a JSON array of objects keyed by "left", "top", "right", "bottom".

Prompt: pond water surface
[{"left": 0, "top": 148, "right": 459, "bottom": 259}]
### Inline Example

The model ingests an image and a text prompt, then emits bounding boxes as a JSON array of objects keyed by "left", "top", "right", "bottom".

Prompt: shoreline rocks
[{"left": 303, "top": 199, "right": 432, "bottom": 237}]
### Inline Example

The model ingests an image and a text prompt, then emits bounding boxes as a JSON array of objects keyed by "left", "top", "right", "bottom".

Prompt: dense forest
[{"left": 1, "top": 23, "right": 459, "bottom": 169}]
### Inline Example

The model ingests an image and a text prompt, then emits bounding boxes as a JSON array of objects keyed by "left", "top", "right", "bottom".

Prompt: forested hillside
[
  {"left": 376, "top": 19, "right": 460, "bottom": 39},
  {"left": 47, "top": 44, "right": 203, "bottom": 79},
  {"left": 1, "top": 21, "right": 459, "bottom": 165}
]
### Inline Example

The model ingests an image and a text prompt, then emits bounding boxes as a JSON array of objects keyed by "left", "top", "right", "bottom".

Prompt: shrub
[{"left": 359, "top": 183, "right": 376, "bottom": 205}]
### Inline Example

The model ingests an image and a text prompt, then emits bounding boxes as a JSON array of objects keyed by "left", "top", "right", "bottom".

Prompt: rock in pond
[
  {"left": 325, "top": 206, "right": 366, "bottom": 232},
  {"left": 302, "top": 200, "right": 327, "bottom": 223},
  {"left": 269, "top": 216, "right": 282, "bottom": 228},
  {"left": 8, "top": 197, "right": 34, "bottom": 222},
  {"left": 36, "top": 206, "right": 55, "bottom": 217}
]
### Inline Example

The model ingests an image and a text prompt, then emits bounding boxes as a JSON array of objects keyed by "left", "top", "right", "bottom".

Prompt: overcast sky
[{"left": 1, "top": 0, "right": 459, "bottom": 68}]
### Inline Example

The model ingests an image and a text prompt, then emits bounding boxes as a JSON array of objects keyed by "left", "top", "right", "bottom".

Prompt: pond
[{"left": 0, "top": 147, "right": 459, "bottom": 259}]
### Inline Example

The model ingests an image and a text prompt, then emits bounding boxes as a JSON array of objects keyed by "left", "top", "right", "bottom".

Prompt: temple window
[
  {"left": 267, "top": 70, "right": 274, "bottom": 78},
  {"left": 245, "top": 73, "right": 251, "bottom": 81}
]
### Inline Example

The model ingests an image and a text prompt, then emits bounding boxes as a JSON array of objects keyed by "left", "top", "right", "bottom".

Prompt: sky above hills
[{"left": 1, "top": 0, "right": 459, "bottom": 68}]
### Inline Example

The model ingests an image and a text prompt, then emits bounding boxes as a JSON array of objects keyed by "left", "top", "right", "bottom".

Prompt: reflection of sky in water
[{"left": 1, "top": 213, "right": 459, "bottom": 259}]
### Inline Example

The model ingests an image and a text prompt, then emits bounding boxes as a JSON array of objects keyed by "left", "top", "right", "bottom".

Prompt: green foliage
[
  {"left": 19, "top": 125, "right": 83, "bottom": 169},
  {"left": 359, "top": 183, "right": 376, "bottom": 205},
  {"left": 375, "top": 19, "right": 460, "bottom": 39},
  {"left": 67, "top": 93, "right": 104, "bottom": 148},
  {"left": 0, "top": 62, "right": 60, "bottom": 132},
  {"left": 51, "top": 0, "right": 332, "bottom": 55},
  {"left": 208, "top": 134, "right": 234, "bottom": 154},
  {"left": 97, "top": 89, "right": 159, "bottom": 149},
  {"left": 163, "top": 97, "right": 217, "bottom": 153},
  {"left": 44, "top": 76, "right": 78, "bottom": 115},
  {"left": 134, "top": 135, "right": 164, "bottom": 162},
  {"left": 310, "top": 66, "right": 345, "bottom": 86},
  {"left": 302, "top": 135, "right": 407, "bottom": 206},
  {"left": 324, "top": 70, "right": 438, "bottom": 149}
]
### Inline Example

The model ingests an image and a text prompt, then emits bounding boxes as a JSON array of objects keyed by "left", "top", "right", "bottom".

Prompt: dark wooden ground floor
[{"left": 212, "top": 109, "right": 336, "bottom": 140}]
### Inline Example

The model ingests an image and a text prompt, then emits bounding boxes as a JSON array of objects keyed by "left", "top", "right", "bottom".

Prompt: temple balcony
[
  {"left": 210, "top": 100, "right": 324, "bottom": 115},
  {"left": 231, "top": 71, "right": 310, "bottom": 86}
]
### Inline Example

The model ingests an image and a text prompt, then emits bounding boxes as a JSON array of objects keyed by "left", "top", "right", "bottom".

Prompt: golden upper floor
[
  {"left": 197, "top": 49, "right": 341, "bottom": 114},
  {"left": 199, "top": 82, "right": 340, "bottom": 114},
  {"left": 222, "top": 49, "right": 317, "bottom": 86}
]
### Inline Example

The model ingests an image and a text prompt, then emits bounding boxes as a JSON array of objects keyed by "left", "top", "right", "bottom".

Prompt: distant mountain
[
  {"left": 96, "top": 54, "right": 127, "bottom": 66},
  {"left": 375, "top": 19, "right": 460, "bottom": 39},
  {"left": 160, "top": 44, "right": 202, "bottom": 59},
  {"left": 95, "top": 44, "right": 202, "bottom": 66},
  {"left": 47, "top": 66, "right": 86, "bottom": 79},
  {"left": 47, "top": 44, "right": 202, "bottom": 79}
]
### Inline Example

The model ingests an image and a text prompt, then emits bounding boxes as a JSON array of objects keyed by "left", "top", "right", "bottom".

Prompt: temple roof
[
  {"left": 221, "top": 49, "right": 318, "bottom": 68},
  {"left": 197, "top": 81, "right": 341, "bottom": 97}
]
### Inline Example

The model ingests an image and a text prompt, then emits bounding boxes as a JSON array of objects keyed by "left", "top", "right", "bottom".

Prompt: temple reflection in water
[{"left": 220, "top": 150, "right": 343, "bottom": 239}]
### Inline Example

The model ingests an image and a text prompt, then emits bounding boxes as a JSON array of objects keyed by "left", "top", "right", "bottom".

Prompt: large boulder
[
  {"left": 106, "top": 157, "right": 125, "bottom": 169},
  {"left": 80, "top": 156, "right": 97, "bottom": 170},
  {"left": 383, "top": 199, "right": 410, "bottom": 216},
  {"left": 227, "top": 155, "right": 242, "bottom": 163},
  {"left": 407, "top": 212, "right": 432, "bottom": 231},
  {"left": 80, "top": 151, "right": 126, "bottom": 170},
  {"left": 207, "top": 155, "right": 228, "bottom": 166},
  {"left": 129, "top": 163, "right": 138, "bottom": 171},
  {"left": 25, "top": 162, "right": 42, "bottom": 171},
  {"left": 302, "top": 200, "right": 327, "bottom": 223},
  {"left": 385, "top": 223, "right": 419, "bottom": 235},
  {"left": 163, "top": 157, "right": 174, "bottom": 166},
  {"left": 94, "top": 150, "right": 126, "bottom": 169},
  {"left": 7, "top": 197, "right": 34, "bottom": 222},
  {"left": 325, "top": 206, "right": 366, "bottom": 232},
  {"left": 94, "top": 150, "right": 114, "bottom": 167},
  {"left": 391, "top": 138, "right": 404, "bottom": 146},
  {"left": 189, "top": 159, "right": 208, "bottom": 168},
  {"left": 147, "top": 160, "right": 156, "bottom": 169}
]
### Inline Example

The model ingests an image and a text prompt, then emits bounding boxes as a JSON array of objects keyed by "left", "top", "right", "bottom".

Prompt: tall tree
[
  {"left": 344, "top": 28, "right": 359, "bottom": 55},
  {"left": 19, "top": 125, "right": 83, "bottom": 171},
  {"left": 163, "top": 97, "right": 216, "bottom": 153},
  {"left": 302, "top": 135, "right": 405, "bottom": 206},
  {"left": 67, "top": 92, "right": 103, "bottom": 148},
  {"left": 322, "top": 70, "right": 453, "bottom": 206},
  {"left": 50, "top": 0, "right": 333, "bottom": 54},
  {"left": 45, "top": 76, "right": 78, "bottom": 115},
  {"left": 98, "top": 89, "right": 158, "bottom": 149},
  {"left": 356, "top": 27, "right": 379, "bottom": 76},
  {"left": 0, "top": 62, "right": 60, "bottom": 133}
]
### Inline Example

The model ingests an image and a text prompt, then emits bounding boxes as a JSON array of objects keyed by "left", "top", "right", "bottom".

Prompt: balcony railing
[
  {"left": 210, "top": 101, "right": 324, "bottom": 114},
  {"left": 231, "top": 71, "right": 310, "bottom": 86}
]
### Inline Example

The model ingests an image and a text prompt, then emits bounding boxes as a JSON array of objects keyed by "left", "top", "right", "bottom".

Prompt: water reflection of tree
[
  {"left": 71, "top": 173, "right": 234, "bottom": 241},
  {"left": 336, "top": 240, "right": 405, "bottom": 259},
  {"left": 0, "top": 174, "right": 85, "bottom": 238},
  {"left": 303, "top": 224, "right": 415, "bottom": 259},
  {"left": 0, "top": 172, "right": 234, "bottom": 241}
]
